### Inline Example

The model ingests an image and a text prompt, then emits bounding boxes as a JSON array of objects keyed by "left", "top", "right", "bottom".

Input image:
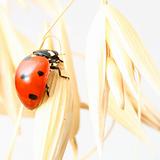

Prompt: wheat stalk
[
  {"left": 85, "top": 2, "right": 160, "bottom": 158},
  {"left": 32, "top": 1, "right": 80, "bottom": 159}
]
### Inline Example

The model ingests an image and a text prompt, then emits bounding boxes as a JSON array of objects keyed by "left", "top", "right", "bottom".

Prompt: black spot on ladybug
[
  {"left": 37, "top": 71, "right": 44, "bottom": 76},
  {"left": 23, "top": 56, "right": 32, "bottom": 61},
  {"left": 28, "top": 94, "right": 38, "bottom": 100}
]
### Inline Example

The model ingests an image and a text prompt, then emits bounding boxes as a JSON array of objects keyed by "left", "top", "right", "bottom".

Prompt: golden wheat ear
[
  {"left": 0, "top": 6, "right": 35, "bottom": 159},
  {"left": 0, "top": 7, "right": 24, "bottom": 122},
  {"left": 4, "top": 0, "right": 79, "bottom": 159},
  {"left": 32, "top": 1, "right": 80, "bottom": 159},
  {"left": 32, "top": 29, "right": 77, "bottom": 160},
  {"left": 105, "top": 4, "right": 160, "bottom": 96},
  {"left": 86, "top": 1, "right": 160, "bottom": 158},
  {"left": 105, "top": 2, "right": 160, "bottom": 130}
]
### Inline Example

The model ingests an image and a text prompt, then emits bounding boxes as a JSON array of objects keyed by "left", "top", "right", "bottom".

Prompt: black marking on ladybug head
[
  {"left": 28, "top": 94, "right": 38, "bottom": 100},
  {"left": 37, "top": 71, "right": 44, "bottom": 76},
  {"left": 33, "top": 50, "right": 51, "bottom": 58},
  {"left": 23, "top": 56, "right": 32, "bottom": 61},
  {"left": 51, "top": 50, "right": 59, "bottom": 55}
]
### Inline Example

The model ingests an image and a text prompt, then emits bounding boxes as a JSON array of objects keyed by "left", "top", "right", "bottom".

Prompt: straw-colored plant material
[
  {"left": 127, "top": 91, "right": 160, "bottom": 131},
  {"left": 105, "top": 2, "right": 160, "bottom": 130},
  {"left": 33, "top": 36, "right": 79, "bottom": 159},
  {"left": 0, "top": 6, "right": 35, "bottom": 119},
  {"left": 14, "top": 29, "right": 36, "bottom": 53},
  {"left": 58, "top": 19, "right": 80, "bottom": 139},
  {"left": 108, "top": 92, "right": 146, "bottom": 140},
  {"left": 1, "top": 5, "right": 36, "bottom": 158},
  {"left": 70, "top": 137, "right": 78, "bottom": 160},
  {"left": 105, "top": 21, "right": 138, "bottom": 101},
  {"left": 6, "top": 104, "right": 24, "bottom": 160},
  {"left": 0, "top": 22, "right": 19, "bottom": 122},
  {"left": 0, "top": 0, "right": 160, "bottom": 159},
  {"left": 33, "top": 72, "right": 73, "bottom": 159},
  {"left": 0, "top": 0, "right": 80, "bottom": 159},
  {"left": 33, "top": 1, "right": 80, "bottom": 159},
  {"left": 0, "top": 7, "right": 27, "bottom": 68},
  {"left": 105, "top": 4, "right": 160, "bottom": 96},
  {"left": 85, "top": 4, "right": 108, "bottom": 158},
  {"left": 86, "top": 2, "right": 160, "bottom": 158},
  {"left": 106, "top": 57, "right": 125, "bottom": 109}
]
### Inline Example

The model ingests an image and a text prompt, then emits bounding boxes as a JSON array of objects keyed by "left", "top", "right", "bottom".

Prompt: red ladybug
[{"left": 15, "top": 49, "right": 69, "bottom": 110}]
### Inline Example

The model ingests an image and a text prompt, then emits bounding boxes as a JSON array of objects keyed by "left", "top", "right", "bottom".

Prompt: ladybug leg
[
  {"left": 58, "top": 59, "right": 63, "bottom": 63},
  {"left": 50, "top": 66, "right": 69, "bottom": 79},
  {"left": 45, "top": 84, "right": 49, "bottom": 96}
]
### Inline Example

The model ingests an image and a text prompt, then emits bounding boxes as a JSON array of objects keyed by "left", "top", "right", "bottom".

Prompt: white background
[{"left": 0, "top": 0, "right": 160, "bottom": 159}]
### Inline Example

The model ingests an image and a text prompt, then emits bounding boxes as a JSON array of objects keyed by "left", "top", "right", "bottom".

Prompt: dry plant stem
[
  {"left": 48, "top": 79, "right": 72, "bottom": 159},
  {"left": 80, "top": 103, "right": 89, "bottom": 110},
  {"left": 80, "top": 120, "right": 116, "bottom": 160},
  {"left": 37, "top": 1, "right": 80, "bottom": 141},
  {"left": 136, "top": 70, "right": 142, "bottom": 121},
  {"left": 33, "top": 23, "right": 77, "bottom": 158},
  {"left": 39, "top": 0, "right": 74, "bottom": 49},
  {"left": 70, "top": 137, "right": 78, "bottom": 160},
  {"left": 33, "top": 74, "right": 71, "bottom": 159},
  {"left": 33, "top": 3, "right": 80, "bottom": 156},
  {"left": 6, "top": 105, "right": 24, "bottom": 160},
  {"left": 59, "top": 19, "right": 80, "bottom": 138}
]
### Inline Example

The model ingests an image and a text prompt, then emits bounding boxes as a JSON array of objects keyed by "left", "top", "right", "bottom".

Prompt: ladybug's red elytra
[{"left": 15, "top": 49, "right": 69, "bottom": 110}]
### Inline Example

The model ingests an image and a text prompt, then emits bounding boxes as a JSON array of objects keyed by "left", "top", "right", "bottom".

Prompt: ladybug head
[
  {"left": 33, "top": 49, "right": 51, "bottom": 58},
  {"left": 33, "top": 49, "right": 59, "bottom": 58},
  {"left": 33, "top": 49, "right": 62, "bottom": 64}
]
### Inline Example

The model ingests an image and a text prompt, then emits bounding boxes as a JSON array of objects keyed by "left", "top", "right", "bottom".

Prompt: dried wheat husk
[
  {"left": 85, "top": 2, "right": 160, "bottom": 158},
  {"left": 33, "top": 1, "right": 80, "bottom": 159}
]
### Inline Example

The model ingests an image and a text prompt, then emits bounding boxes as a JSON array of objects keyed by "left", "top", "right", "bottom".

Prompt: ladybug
[{"left": 15, "top": 49, "right": 69, "bottom": 110}]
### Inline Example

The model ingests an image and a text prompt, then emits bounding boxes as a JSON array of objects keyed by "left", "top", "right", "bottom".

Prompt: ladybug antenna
[
  {"left": 39, "top": 0, "right": 74, "bottom": 49},
  {"left": 40, "top": 35, "right": 62, "bottom": 53}
]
